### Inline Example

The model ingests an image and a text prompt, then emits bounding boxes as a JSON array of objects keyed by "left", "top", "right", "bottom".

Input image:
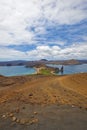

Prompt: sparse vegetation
[
  {"left": 0, "top": 73, "right": 87, "bottom": 130},
  {"left": 39, "top": 68, "right": 52, "bottom": 75}
]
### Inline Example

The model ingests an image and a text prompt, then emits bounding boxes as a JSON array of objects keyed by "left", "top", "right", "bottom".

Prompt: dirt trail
[
  {"left": 0, "top": 73, "right": 87, "bottom": 108},
  {"left": 0, "top": 73, "right": 87, "bottom": 130}
]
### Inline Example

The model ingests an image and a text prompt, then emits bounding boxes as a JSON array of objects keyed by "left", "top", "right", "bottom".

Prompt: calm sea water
[
  {"left": 0, "top": 66, "right": 36, "bottom": 76},
  {"left": 47, "top": 64, "right": 87, "bottom": 75},
  {"left": 0, "top": 64, "right": 87, "bottom": 76}
]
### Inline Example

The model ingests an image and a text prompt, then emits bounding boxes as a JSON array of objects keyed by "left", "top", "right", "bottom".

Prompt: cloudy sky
[{"left": 0, "top": 0, "right": 87, "bottom": 61}]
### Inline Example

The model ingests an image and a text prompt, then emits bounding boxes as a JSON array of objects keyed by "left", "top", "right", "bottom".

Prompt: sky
[{"left": 0, "top": 0, "right": 87, "bottom": 61}]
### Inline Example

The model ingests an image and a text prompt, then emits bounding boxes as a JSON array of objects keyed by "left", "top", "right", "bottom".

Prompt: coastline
[{"left": 0, "top": 63, "right": 87, "bottom": 77}]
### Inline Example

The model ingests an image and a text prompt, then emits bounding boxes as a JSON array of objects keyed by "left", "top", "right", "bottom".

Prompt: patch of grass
[{"left": 40, "top": 68, "right": 52, "bottom": 75}]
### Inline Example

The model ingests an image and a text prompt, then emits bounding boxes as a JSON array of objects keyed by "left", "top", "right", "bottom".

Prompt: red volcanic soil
[{"left": 0, "top": 73, "right": 87, "bottom": 130}]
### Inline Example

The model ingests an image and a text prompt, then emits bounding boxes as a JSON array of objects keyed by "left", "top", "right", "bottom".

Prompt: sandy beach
[{"left": 0, "top": 73, "right": 87, "bottom": 130}]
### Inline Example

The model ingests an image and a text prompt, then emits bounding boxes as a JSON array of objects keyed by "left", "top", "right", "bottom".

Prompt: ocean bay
[
  {"left": 0, "top": 64, "right": 87, "bottom": 76},
  {"left": 47, "top": 64, "right": 87, "bottom": 75},
  {"left": 0, "top": 66, "right": 36, "bottom": 76}
]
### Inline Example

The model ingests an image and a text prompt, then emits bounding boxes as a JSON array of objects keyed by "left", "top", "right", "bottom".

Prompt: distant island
[{"left": 0, "top": 59, "right": 87, "bottom": 67}]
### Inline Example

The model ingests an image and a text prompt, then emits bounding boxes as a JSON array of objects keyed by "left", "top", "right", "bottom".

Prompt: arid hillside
[
  {"left": 0, "top": 73, "right": 87, "bottom": 130},
  {"left": 0, "top": 73, "right": 87, "bottom": 108}
]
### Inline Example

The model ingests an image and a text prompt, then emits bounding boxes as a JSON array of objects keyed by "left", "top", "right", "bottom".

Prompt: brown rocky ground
[{"left": 0, "top": 73, "right": 87, "bottom": 130}]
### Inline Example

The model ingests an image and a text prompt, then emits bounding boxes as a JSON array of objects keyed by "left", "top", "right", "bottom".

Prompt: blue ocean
[
  {"left": 0, "top": 66, "right": 36, "bottom": 76},
  {"left": 0, "top": 64, "right": 87, "bottom": 76},
  {"left": 47, "top": 64, "right": 87, "bottom": 75}
]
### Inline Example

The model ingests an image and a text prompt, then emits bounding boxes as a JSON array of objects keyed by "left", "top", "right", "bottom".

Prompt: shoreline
[{"left": 0, "top": 63, "right": 87, "bottom": 77}]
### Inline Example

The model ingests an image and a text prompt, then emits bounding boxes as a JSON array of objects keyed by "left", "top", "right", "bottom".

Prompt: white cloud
[
  {"left": 0, "top": 0, "right": 87, "bottom": 60},
  {"left": 26, "top": 43, "right": 87, "bottom": 60},
  {"left": 0, "top": 0, "right": 86, "bottom": 46},
  {"left": 0, "top": 43, "right": 87, "bottom": 60},
  {"left": 0, "top": 0, "right": 41, "bottom": 45},
  {"left": 59, "top": 43, "right": 87, "bottom": 59},
  {"left": 42, "top": 0, "right": 87, "bottom": 25},
  {"left": 0, "top": 47, "right": 28, "bottom": 60}
]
